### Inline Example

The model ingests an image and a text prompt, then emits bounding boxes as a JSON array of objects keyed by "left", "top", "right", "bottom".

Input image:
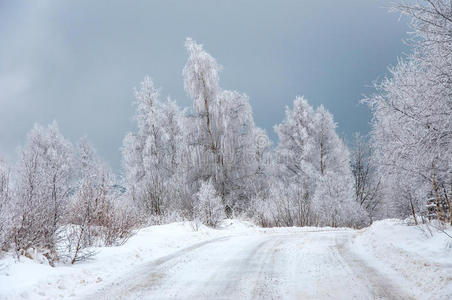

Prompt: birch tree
[
  {"left": 11, "top": 122, "right": 74, "bottom": 263},
  {"left": 183, "top": 38, "right": 259, "bottom": 213},
  {"left": 274, "top": 96, "right": 318, "bottom": 226},
  {"left": 311, "top": 106, "right": 366, "bottom": 227},
  {"left": 122, "top": 77, "right": 186, "bottom": 218}
]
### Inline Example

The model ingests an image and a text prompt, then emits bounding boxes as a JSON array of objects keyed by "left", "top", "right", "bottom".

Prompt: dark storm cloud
[{"left": 0, "top": 0, "right": 410, "bottom": 172}]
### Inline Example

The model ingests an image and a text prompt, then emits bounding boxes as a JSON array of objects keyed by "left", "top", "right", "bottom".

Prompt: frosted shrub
[
  {"left": 193, "top": 180, "right": 225, "bottom": 227},
  {"left": 249, "top": 196, "right": 278, "bottom": 228},
  {"left": 63, "top": 138, "right": 139, "bottom": 263},
  {"left": 148, "top": 210, "right": 186, "bottom": 226}
]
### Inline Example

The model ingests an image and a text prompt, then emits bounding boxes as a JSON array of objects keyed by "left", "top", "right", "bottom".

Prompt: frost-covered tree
[
  {"left": 123, "top": 40, "right": 262, "bottom": 220},
  {"left": 193, "top": 180, "right": 225, "bottom": 227},
  {"left": 273, "top": 97, "right": 319, "bottom": 226},
  {"left": 248, "top": 127, "right": 273, "bottom": 209},
  {"left": 67, "top": 137, "right": 104, "bottom": 263},
  {"left": 350, "top": 133, "right": 382, "bottom": 222},
  {"left": 183, "top": 38, "right": 259, "bottom": 212},
  {"left": 68, "top": 137, "right": 136, "bottom": 263},
  {"left": 122, "top": 77, "right": 186, "bottom": 218},
  {"left": 73, "top": 139, "right": 111, "bottom": 235},
  {"left": 183, "top": 38, "right": 221, "bottom": 154},
  {"left": 366, "top": 0, "right": 452, "bottom": 223},
  {"left": 213, "top": 90, "right": 257, "bottom": 209},
  {"left": 273, "top": 97, "right": 365, "bottom": 227},
  {"left": 311, "top": 106, "right": 366, "bottom": 227},
  {"left": 122, "top": 77, "right": 163, "bottom": 215},
  {"left": 0, "top": 157, "right": 11, "bottom": 249},
  {"left": 274, "top": 97, "right": 317, "bottom": 181},
  {"left": 11, "top": 122, "right": 74, "bottom": 262},
  {"left": 312, "top": 106, "right": 341, "bottom": 177}
]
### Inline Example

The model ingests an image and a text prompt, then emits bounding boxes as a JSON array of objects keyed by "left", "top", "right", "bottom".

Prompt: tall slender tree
[
  {"left": 122, "top": 77, "right": 186, "bottom": 217},
  {"left": 183, "top": 38, "right": 259, "bottom": 212}
]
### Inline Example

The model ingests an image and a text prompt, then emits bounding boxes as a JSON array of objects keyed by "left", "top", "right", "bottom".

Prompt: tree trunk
[
  {"left": 202, "top": 78, "right": 216, "bottom": 153},
  {"left": 448, "top": 184, "right": 452, "bottom": 226},
  {"left": 319, "top": 141, "right": 325, "bottom": 176},
  {"left": 409, "top": 195, "right": 418, "bottom": 225},
  {"left": 432, "top": 170, "right": 443, "bottom": 222}
]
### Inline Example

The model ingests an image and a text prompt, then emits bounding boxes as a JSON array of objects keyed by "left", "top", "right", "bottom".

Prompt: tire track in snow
[
  {"left": 185, "top": 236, "right": 276, "bottom": 299},
  {"left": 83, "top": 231, "right": 418, "bottom": 300},
  {"left": 335, "top": 235, "right": 414, "bottom": 300},
  {"left": 82, "top": 236, "right": 232, "bottom": 300}
]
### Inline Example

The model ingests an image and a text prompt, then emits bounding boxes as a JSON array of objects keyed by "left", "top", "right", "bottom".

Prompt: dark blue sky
[{"left": 0, "top": 0, "right": 410, "bottom": 171}]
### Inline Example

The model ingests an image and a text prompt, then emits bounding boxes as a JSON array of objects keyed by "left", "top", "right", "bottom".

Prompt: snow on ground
[
  {"left": 0, "top": 219, "right": 450, "bottom": 300},
  {"left": 0, "top": 220, "right": 256, "bottom": 300},
  {"left": 351, "top": 219, "right": 452, "bottom": 300}
]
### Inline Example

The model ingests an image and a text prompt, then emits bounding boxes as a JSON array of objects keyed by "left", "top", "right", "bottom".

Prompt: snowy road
[{"left": 84, "top": 229, "right": 414, "bottom": 300}]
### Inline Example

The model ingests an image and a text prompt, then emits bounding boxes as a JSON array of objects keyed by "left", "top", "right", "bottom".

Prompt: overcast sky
[{"left": 0, "top": 0, "right": 410, "bottom": 172}]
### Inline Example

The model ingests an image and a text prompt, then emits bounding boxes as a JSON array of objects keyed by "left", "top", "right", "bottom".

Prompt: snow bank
[
  {"left": 0, "top": 219, "right": 450, "bottom": 299},
  {"left": 0, "top": 220, "right": 255, "bottom": 300},
  {"left": 351, "top": 219, "right": 452, "bottom": 299}
]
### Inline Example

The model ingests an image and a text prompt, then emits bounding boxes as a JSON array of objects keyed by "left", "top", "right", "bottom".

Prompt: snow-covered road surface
[
  {"left": 2, "top": 220, "right": 450, "bottom": 299},
  {"left": 84, "top": 230, "right": 414, "bottom": 300}
]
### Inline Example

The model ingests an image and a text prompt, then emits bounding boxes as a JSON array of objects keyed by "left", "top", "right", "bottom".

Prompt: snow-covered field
[{"left": 0, "top": 219, "right": 450, "bottom": 300}]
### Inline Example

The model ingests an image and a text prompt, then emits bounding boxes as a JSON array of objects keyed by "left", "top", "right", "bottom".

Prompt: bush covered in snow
[{"left": 193, "top": 180, "right": 225, "bottom": 227}]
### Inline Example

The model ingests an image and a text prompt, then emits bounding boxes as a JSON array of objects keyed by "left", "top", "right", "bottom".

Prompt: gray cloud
[{"left": 0, "top": 0, "right": 410, "bottom": 172}]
